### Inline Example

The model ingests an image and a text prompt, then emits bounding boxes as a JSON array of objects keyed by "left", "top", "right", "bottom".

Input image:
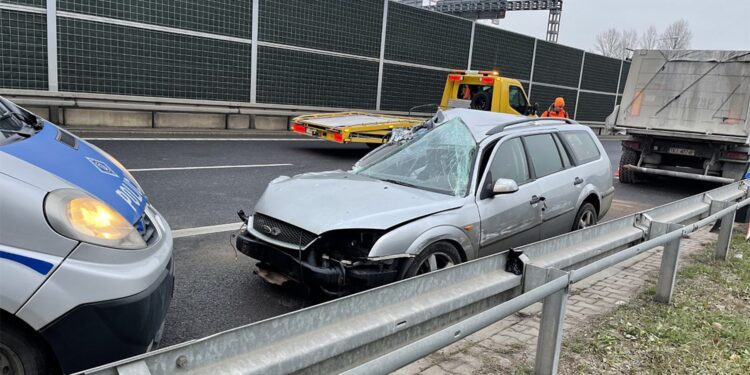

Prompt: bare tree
[
  {"left": 594, "top": 28, "right": 623, "bottom": 58},
  {"left": 659, "top": 19, "right": 692, "bottom": 49},
  {"left": 620, "top": 29, "right": 639, "bottom": 58},
  {"left": 639, "top": 25, "right": 659, "bottom": 49}
]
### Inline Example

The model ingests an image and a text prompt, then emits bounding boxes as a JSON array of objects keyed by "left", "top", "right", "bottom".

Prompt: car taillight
[
  {"left": 334, "top": 133, "right": 343, "bottom": 142},
  {"left": 292, "top": 124, "right": 306, "bottom": 133},
  {"left": 448, "top": 75, "right": 463, "bottom": 81},
  {"left": 723, "top": 151, "right": 748, "bottom": 160},
  {"left": 480, "top": 76, "right": 495, "bottom": 84}
]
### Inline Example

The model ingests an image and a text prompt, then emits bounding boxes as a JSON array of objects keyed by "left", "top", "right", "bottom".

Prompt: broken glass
[{"left": 354, "top": 118, "right": 477, "bottom": 197}]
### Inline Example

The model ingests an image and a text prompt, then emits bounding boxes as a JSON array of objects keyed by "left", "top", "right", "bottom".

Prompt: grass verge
[{"left": 559, "top": 233, "right": 750, "bottom": 374}]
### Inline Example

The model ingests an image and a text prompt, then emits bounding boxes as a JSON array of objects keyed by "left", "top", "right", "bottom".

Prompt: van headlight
[{"left": 45, "top": 189, "right": 146, "bottom": 249}]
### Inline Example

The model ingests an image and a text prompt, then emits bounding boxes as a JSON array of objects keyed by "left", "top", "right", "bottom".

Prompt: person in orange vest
[{"left": 541, "top": 97, "right": 570, "bottom": 118}]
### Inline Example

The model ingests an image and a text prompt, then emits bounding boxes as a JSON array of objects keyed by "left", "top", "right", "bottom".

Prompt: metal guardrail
[{"left": 81, "top": 181, "right": 750, "bottom": 375}]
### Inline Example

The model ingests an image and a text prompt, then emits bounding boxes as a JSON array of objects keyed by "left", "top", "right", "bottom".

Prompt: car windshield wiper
[
  {"left": 0, "top": 128, "right": 33, "bottom": 138},
  {"left": 380, "top": 178, "right": 419, "bottom": 189}
]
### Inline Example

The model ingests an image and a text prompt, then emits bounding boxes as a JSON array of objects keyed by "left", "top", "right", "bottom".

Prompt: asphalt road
[{"left": 87, "top": 134, "right": 720, "bottom": 347}]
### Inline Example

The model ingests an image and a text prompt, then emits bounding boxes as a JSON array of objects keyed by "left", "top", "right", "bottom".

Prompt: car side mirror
[{"left": 492, "top": 179, "right": 518, "bottom": 195}]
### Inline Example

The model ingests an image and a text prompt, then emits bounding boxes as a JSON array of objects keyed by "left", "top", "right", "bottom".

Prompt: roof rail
[{"left": 485, "top": 117, "right": 576, "bottom": 136}]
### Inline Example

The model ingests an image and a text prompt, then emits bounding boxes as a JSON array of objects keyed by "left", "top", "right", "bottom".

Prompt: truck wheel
[
  {"left": 619, "top": 147, "right": 642, "bottom": 184},
  {"left": 401, "top": 241, "right": 461, "bottom": 278},
  {"left": 0, "top": 320, "right": 57, "bottom": 375},
  {"left": 470, "top": 91, "right": 492, "bottom": 111}
]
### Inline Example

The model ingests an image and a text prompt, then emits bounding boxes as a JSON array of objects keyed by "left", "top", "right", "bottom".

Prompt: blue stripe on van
[{"left": 0, "top": 250, "right": 53, "bottom": 275}]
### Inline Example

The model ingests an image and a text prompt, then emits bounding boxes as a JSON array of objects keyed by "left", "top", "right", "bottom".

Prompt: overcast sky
[{"left": 479, "top": 0, "right": 749, "bottom": 51}]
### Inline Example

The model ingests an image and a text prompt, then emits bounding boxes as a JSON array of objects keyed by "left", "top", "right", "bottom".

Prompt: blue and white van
[{"left": 0, "top": 97, "right": 174, "bottom": 374}]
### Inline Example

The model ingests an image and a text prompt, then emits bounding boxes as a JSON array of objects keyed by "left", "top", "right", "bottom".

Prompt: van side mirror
[{"left": 492, "top": 179, "right": 518, "bottom": 194}]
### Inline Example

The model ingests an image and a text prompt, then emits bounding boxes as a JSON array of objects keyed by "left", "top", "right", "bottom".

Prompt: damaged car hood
[{"left": 253, "top": 171, "right": 465, "bottom": 234}]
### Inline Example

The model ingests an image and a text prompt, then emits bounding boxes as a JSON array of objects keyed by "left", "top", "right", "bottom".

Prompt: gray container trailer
[{"left": 609, "top": 50, "right": 750, "bottom": 184}]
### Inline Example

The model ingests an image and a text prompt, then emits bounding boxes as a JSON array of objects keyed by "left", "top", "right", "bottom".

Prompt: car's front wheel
[
  {"left": 573, "top": 202, "right": 598, "bottom": 230},
  {"left": 401, "top": 241, "right": 461, "bottom": 278}
]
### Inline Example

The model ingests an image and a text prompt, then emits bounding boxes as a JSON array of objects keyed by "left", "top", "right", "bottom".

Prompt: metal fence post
[
  {"left": 529, "top": 266, "right": 570, "bottom": 375},
  {"left": 46, "top": 0, "right": 58, "bottom": 92},
  {"left": 652, "top": 222, "right": 684, "bottom": 303},
  {"left": 711, "top": 200, "right": 736, "bottom": 261},
  {"left": 249, "top": 0, "right": 259, "bottom": 104},
  {"left": 375, "top": 0, "right": 388, "bottom": 111}
]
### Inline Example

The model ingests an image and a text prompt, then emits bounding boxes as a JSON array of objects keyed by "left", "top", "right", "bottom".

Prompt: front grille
[
  {"left": 252, "top": 213, "right": 317, "bottom": 248},
  {"left": 136, "top": 213, "right": 158, "bottom": 245}
]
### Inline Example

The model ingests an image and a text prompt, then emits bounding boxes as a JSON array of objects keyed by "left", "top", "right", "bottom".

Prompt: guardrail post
[
  {"left": 711, "top": 200, "right": 736, "bottom": 261},
  {"left": 528, "top": 266, "right": 570, "bottom": 375},
  {"left": 651, "top": 222, "right": 684, "bottom": 304}
]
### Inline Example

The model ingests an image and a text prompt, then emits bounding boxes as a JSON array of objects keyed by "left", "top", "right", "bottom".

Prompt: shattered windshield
[{"left": 354, "top": 118, "right": 477, "bottom": 197}]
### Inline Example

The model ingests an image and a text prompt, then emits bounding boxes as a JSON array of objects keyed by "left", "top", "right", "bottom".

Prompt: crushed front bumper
[{"left": 235, "top": 230, "right": 400, "bottom": 295}]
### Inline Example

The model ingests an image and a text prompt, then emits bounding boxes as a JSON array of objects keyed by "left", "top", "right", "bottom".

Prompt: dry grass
[{"left": 558, "top": 234, "right": 750, "bottom": 374}]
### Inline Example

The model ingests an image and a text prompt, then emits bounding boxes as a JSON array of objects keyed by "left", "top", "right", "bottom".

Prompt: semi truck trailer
[{"left": 608, "top": 50, "right": 750, "bottom": 184}]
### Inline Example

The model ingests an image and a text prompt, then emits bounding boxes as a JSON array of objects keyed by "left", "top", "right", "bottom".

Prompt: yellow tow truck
[{"left": 291, "top": 70, "right": 535, "bottom": 147}]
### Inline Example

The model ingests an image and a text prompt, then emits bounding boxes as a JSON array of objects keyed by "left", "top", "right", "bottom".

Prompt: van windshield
[
  {"left": 0, "top": 98, "right": 39, "bottom": 145},
  {"left": 354, "top": 118, "right": 477, "bottom": 197}
]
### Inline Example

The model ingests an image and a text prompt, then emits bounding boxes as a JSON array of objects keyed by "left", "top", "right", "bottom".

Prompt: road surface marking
[
  {"left": 172, "top": 222, "right": 244, "bottom": 238},
  {"left": 129, "top": 163, "right": 293, "bottom": 172},
  {"left": 84, "top": 137, "right": 322, "bottom": 141}
]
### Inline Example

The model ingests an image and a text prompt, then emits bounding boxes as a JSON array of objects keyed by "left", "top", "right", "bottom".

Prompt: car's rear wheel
[
  {"left": 402, "top": 241, "right": 461, "bottom": 278},
  {"left": 0, "top": 319, "right": 57, "bottom": 375},
  {"left": 573, "top": 203, "right": 598, "bottom": 231}
]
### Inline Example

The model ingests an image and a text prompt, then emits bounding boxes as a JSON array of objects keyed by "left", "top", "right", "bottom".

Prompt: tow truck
[{"left": 291, "top": 70, "right": 537, "bottom": 147}]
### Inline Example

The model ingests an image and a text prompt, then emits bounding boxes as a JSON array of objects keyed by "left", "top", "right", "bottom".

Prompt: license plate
[
  {"left": 306, "top": 128, "right": 318, "bottom": 136},
  {"left": 668, "top": 147, "right": 695, "bottom": 156}
]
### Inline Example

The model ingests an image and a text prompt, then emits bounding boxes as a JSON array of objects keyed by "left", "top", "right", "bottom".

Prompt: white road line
[
  {"left": 172, "top": 222, "right": 244, "bottom": 238},
  {"left": 129, "top": 163, "right": 293, "bottom": 172},
  {"left": 83, "top": 137, "right": 321, "bottom": 141}
]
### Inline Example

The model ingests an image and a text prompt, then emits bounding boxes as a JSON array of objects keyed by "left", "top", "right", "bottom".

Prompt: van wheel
[
  {"left": 0, "top": 320, "right": 57, "bottom": 375},
  {"left": 619, "top": 148, "right": 642, "bottom": 184},
  {"left": 401, "top": 242, "right": 461, "bottom": 278},
  {"left": 573, "top": 203, "right": 598, "bottom": 231}
]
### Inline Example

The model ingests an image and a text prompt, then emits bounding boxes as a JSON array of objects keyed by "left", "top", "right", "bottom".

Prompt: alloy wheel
[
  {"left": 415, "top": 252, "right": 455, "bottom": 275},
  {"left": 578, "top": 210, "right": 595, "bottom": 229}
]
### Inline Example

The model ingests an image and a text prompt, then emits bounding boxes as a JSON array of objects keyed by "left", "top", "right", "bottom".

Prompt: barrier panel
[{"left": 83, "top": 181, "right": 750, "bottom": 374}]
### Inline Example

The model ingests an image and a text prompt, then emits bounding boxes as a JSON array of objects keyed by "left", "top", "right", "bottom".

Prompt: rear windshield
[{"left": 560, "top": 131, "right": 601, "bottom": 164}]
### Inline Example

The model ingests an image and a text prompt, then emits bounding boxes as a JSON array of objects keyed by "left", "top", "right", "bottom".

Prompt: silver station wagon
[{"left": 236, "top": 109, "right": 614, "bottom": 296}]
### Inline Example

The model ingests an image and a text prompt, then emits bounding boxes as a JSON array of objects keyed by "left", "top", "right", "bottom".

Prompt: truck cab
[{"left": 440, "top": 70, "right": 537, "bottom": 116}]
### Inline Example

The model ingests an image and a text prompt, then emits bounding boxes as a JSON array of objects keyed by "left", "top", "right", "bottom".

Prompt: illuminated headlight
[{"left": 45, "top": 189, "right": 146, "bottom": 249}]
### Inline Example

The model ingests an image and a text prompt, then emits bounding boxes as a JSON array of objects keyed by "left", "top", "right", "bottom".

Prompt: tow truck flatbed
[{"left": 291, "top": 112, "right": 425, "bottom": 146}]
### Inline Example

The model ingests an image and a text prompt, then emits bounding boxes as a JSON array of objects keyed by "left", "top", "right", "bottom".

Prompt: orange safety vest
[{"left": 541, "top": 107, "right": 569, "bottom": 119}]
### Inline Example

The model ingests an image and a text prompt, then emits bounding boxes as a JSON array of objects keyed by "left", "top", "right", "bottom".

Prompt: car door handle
[
  {"left": 530, "top": 195, "right": 545, "bottom": 205},
  {"left": 574, "top": 177, "right": 584, "bottom": 185}
]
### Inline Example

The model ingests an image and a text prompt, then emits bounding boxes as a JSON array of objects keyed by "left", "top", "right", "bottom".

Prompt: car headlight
[{"left": 45, "top": 189, "right": 146, "bottom": 249}]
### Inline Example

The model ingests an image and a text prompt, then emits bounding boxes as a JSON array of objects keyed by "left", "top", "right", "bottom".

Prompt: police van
[{"left": 0, "top": 96, "right": 174, "bottom": 374}]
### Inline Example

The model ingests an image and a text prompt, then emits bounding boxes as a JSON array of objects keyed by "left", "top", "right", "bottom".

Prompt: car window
[
  {"left": 488, "top": 138, "right": 529, "bottom": 184},
  {"left": 508, "top": 86, "right": 528, "bottom": 114},
  {"left": 553, "top": 134, "right": 572, "bottom": 168},
  {"left": 560, "top": 131, "right": 601, "bottom": 164},
  {"left": 524, "top": 134, "right": 564, "bottom": 178}
]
